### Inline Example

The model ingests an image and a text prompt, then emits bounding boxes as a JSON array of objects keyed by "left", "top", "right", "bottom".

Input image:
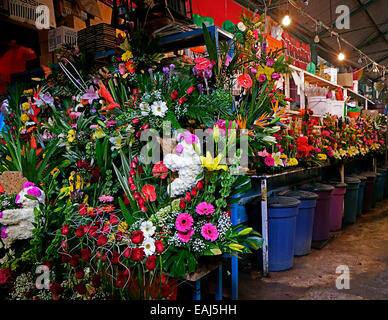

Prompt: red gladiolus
[
  {"left": 141, "top": 123, "right": 150, "bottom": 130},
  {"left": 80, "top": 248, "right": 91, "bottom": 261},
  {"left": 131, "top": 230, "right": 144, "bottom": 244},
  {"left": 178, "top": 97, "right": 187, "bottom": 104},
  {"left": 152, "top": 161, "right": 168, "bottom": 179},
  {"left": 132, "top": 117, "right": 140, "bottom": 124},
  {"left": 238, "top": 74, "right": 253, "bottom": 88},
  {"left": 131, "top": 247, "right": 145, "bottom": 261},
  {"left": 61, "top": 240, "right": 68, "bottom": 249},
  {"left": 133, "top": 192, "right": 140, "bottom": 200},
  {"left": 142, "top": 184, "right": 157, "bottom": 202},
  {"left": 140, "top": 205, "right": 147, "bottom": 212},
  {"left": 97, "top": 235, "right": 108, "bottom": 246},
  {"left": 155, "top": 240, "right": 164, "bottom": 253},
  {"left": 194, "top": 57, "right": 210, "bottom": 70},
  {"left": 186, "top": 86, "right": 195, "bottom": 94},
  {"left": 191, "top": 187, "right": 198, "bottom": 197},
  {"left": 170, "top": 90, "right": 178, "bottom": 100},
  {"left": 196, "top": 181, "right": 204, "bottom": 190},
  {"left": 146, "top": 255, "right": 157, "bottom": 270},
  {"left": 184, "top": 192, "right": 191, "bottom": 202},
  {"left": 179, "top": 199, "right": 186, "bottom": 209},
  {"left": 130, "top": 183, "right": 137, "bottom": 191},
  {"left": 61, "top": 224, "right": 69, "bottom": 235}
]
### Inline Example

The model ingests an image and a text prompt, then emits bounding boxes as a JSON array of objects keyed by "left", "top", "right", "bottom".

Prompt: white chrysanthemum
[
  {"left": 140, "top": 102, "right": 150, "bottom": 116},
  {"left": 140, "top": 221, "right": 156, "bottom": 238},
  {"left": 151, "top": 101, "right": 168, "bottom": 117},
  {"left": 237, "top": 22, "right": 246, "bottom": 32},
  {"left": 142, "top": 237, "right": 156, "bottom": 256}
]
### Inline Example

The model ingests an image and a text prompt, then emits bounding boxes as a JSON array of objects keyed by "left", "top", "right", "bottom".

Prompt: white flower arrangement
[{"left": 150, "top": 101, "right": 168, "bottom": 117}]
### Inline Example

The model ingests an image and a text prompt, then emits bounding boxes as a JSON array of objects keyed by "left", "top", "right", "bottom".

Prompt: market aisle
[{"left": 239, "top": 199, "right": 388, "bottom": 300}]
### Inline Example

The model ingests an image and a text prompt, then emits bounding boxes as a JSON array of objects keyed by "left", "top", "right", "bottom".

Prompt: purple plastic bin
[
  {"left": 300, "top": 183, "right": 334, "bottom": 241},
  {"left": 328, "top": 181, "right": 347, "bottom": 231}
]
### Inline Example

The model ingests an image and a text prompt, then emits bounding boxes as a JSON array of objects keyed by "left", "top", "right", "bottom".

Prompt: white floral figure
[
  {"left": 163, "top": 132, "right": 203, "bottom": 197},
  {"left": 151, "top": 101, "right": 168, "bottom": 117},
  {"left": 140, "top": 102, "right": 150, "bottom": 116},
  {"left": 142, "top": 237, "right": 155, "bottom": 256},
  {"left": 140, "top": 221, "right": 156, "bottom": 238}
]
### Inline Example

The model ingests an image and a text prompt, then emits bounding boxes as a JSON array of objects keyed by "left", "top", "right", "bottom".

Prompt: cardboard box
[{"left": 337, "top": 73, "right": 353, "bottom": 88}]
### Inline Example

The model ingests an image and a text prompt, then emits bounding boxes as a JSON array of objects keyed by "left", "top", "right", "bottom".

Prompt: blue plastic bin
[
  {"left": 268, "top": 196, "right": 300, "bottom": 271},
  {"left": 351, "top": 174, "right": 366, "bottom": 217},
  {"left": 280, "top": 190, "right": 318, "bottom": 256}
]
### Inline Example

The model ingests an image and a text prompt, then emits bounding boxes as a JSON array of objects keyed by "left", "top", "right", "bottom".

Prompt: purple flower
[
  {"left": 23, "top": 182, "right": 35, "bottom": 189},
  {"left": 225, "top": 55, "right": 232, "bottom": 67},
  {"left": 250, "top": 68, "right": 257, "bottom": 75},
  {"left": 1, "top": 227, "right": 8, "bottom": 239},
  {"left": 163, "top": 67, "right": 170, "bottom": 74},
  {"left": 266, "top": 58, "right": 274, "bottom": 67},
  {"left": 197, "top": 83, "right": 203, "bottom": 94},
  {"left": 99, "top": 195, "right": 114, "bottom": 203},
  {"left": 258, "top": 74, "right": 267, "bottom": 83},
  {"left": 203, "top": 68, "right": 212, "bottom": 79},
  {"left": 15, "top": 195, "right": 20, "bottom": 204},
  {"left": 181, "top": 132, "right": 199, "bottom": 145},
  {"left": 262, "top": 42, "right": 267, "bottom": 55},
  {"left": 82, "top": 86, "right": 99, "bottom": 105},
  {"left": 40, "top": 92, "right": 54, "bottom": 105},
  {"left": 169, "top": 64, "right": 175, "bottom": 70},
  {"left": 271, "top": 73, "right": 280, "bottom": 80},
  {"left": 192, "top": 66, "right": 201, "bottom": 77},
  {"left": 27, "top": 187, "right": 42, "bottom": 198},
  {"left": 0, "top": 211, "right": 3, "bottom": 218}
]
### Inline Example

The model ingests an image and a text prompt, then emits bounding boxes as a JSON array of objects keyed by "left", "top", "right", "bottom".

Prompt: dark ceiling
[{"left": 235, "top": 0, "right": 388, "bottom": 83}]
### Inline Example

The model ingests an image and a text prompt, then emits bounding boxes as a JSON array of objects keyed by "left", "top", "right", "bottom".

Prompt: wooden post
[
  {"left": 339, "top": 163, "right": 345, "bottom": 183},
  {"left": 373, "top": 157, "right": 377, "bottom": 172}
]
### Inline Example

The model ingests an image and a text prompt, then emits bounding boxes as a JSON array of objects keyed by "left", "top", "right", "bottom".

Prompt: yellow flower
[
  {"left": 6, "top": 155, "right": 12, "bottom": 162},
  {"left": 317, "top": 153, "right": 327, "bottom": 161},
  {"left": 59, "top": 187, "right": 71, "bottom": 196},
  {"left": 121, "top": 50, "right": 133, "bottom": 62},
  {"left": 118, "top": 222, "right": 128, "bottom": 233},
  {"left": 20, "top": 113, "right": 30, "bottom": 123},
  {"left": 51, "top": 167, "right": 60, "bottom": 175},
  {"left": 22, "top": 102, "right": 30, "bottom": 111},
  {"left": 109, "top": 234, "right": 115, "bottom": 242},
  {"left": 92, "top": 126, "right": 105, "bottom": 140},
  {"left": 288, "top": 158, "right": 298, "bottom": 166},
  {"left": 256, "top": 65, "right": 275, "bottom": 81},
  {"left": 200, "top": 152, "right": 228, "bottom": 171},
  {"left": 19, "top": 126, "right": 26, "bottom": 133},
  {"left": 272, "top": 152, "right": 284, "bottom": 167},
  {"left": 69, "top": 171, "right": 85, "bottom": 192},
  {"left": 67, "top": 129, "right": 76, "bottom": 143},
  {"left": 280, "top": 154, "right": 287, "bottom": 159}
]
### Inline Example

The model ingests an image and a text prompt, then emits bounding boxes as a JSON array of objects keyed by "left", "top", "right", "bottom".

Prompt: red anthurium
[
  {"left": 194, "top": 57, "right": 210, "bottom": 70},
  {"left": 142, "top": 184, "right": 157, "bottom": 202},
  {"left": 238, "top": 74, "right": 253, "bottom": 88}
]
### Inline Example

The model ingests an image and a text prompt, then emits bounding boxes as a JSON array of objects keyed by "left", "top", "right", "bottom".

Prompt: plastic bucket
[
  {"left": 343, "top": 177, "right": 360, "bottom": 224},
  {"left": 351, "top": 175, "right": 366, "bottom": 217},
  {"left": 267, "top": 196, "right": 300, "bottom": 271},
  {"left": 372, "top": 173, "right": 383, "bottom": 207},
  {"left": 300, "top": 183, "right": 334, "bottom": 241},
  {"left": 328, "top": 181, "right": 347, "bottom": 231},
  {"left": 363, "top": 172, "right": 376, "bottom": 211},
  {"left": 280, "top": 190, "right": 318, "bottom": 256},
  {"left": 376, "top": 168, "right": 387, "bottom": 202}
]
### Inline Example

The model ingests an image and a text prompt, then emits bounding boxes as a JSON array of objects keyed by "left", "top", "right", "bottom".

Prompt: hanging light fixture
[
  {"left": 337, "top": 37, "right": 345, "bottom": 61},
  {"left": 282, "top": 10, "right": 291, "bottom": 26}
]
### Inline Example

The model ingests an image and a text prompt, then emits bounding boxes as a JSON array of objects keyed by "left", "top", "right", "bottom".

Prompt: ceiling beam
[
  {"left": 376, "top": 55, "right": 388, "bottom": 64},
  {"left": 318, "top": 0, "right": 379, "bottom": 36},
  {"left": 357, "top": 29, "right": 388, "bottom": 49}
]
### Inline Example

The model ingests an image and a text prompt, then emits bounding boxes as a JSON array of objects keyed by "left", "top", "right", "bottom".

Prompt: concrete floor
[{"left": 237, "top": 199, "right": 388, "bottom": 300}]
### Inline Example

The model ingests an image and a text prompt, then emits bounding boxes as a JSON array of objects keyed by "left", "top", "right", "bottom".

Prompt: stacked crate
[{"left": 78, "top": 23, "right": 116, "bottom": 55}]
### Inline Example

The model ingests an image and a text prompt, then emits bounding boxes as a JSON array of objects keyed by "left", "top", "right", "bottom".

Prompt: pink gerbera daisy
[
  {"left": 177, "top": 228, "right": 195, "bottom": 243},
  {"left": 201, "top": 223, "right": 219, "bottom": 242},
  {"left": 195, "top": 202, "right": 215, "bottom": 216},
  {"left": 175, "top": 213, "right": 194, "bottom": 233}
]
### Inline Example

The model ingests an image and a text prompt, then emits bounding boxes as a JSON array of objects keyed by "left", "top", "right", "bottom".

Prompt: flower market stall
[{"left": 0, "top": 3, "right": 388, "bottom": 301}]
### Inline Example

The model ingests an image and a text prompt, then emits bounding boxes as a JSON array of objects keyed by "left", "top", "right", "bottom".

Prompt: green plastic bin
[{"left": 343, "top": 177, "right": 361, "bottom": 224}]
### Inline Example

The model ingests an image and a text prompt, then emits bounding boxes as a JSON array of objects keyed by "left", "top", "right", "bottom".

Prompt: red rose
[
  {"left": 179, "top": 199, "right": 186, "bottom": 209},
  {"left": 0, "top": 268, "right": 12, "bottom": 284},
  {"left": 110, "top": 214, "right": 119, "bottom": 225},
  {"left": 186, "top": 86, "right": 195, "bottom": 94},
  {"left": 61, "top": 224, "right": 69, "bottom": 235},
  {"left": 80, "top": 248, "right": 91, "bottom": 261},
  {"left": 132, "top": 117, "right": 140, "bottom": 124},
  {"left": 61, "top": 252, "right": 71, "bottom": 263},
  {"left": 77, "top": 160, "right": 90, "bottom": 169},
  {"left": 178, "top": 97, "right": 187, "bottom": 104},
  {"left": 184, "top": 192, "right": 191, "bottom": 202},
  {"left": 115, "top": 231, "right": 123, "bottom": 242},
  {"left": 123, "top": 248, "right": 132, "bottom": 258},
  {"left": 155, "top": 240, "right": 164, "bottom": 253},
  {"left": 75, "top": 268, "right": 84, "bottom": 279},
  {"left": 110, "top": 251, "right": 120, "bottom": 265},
  {"left": 116, "top": 272, "right": 127, "bottom": 288},
  {"left": 97, "top": 235, "right": 108, "bottom": 246},
  {"left": 131, "top": 231, "right": 144, "bottom": 244},
  {"left": 161, "top": 283, "right": 172, "bottom": 298},
  {"left": 78, "top": 204, "right": 88, "bottom": 216},
  {"left": 91, "top": 274, "right": 101, "bottom": 288},
  {"left": 50, "top": 283, "right": 63, "bottom": 296},
  {"left": 191, "top": 187, "right": 197, "bottom": 197},
  {"left": 146, "top": 255, "right": 157, "bottom": 270},
  {"left": 141, "top": 123, "right": 150, "bottom": 130},
  {"left": 70, "top": 255, "right": 80, "bottom": 267},
  {"left": 76, "top": 283, "right": 87, "bottom": 295},
  {"left": 131, "top": 247, "right": 145, "bottom": 261}
]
